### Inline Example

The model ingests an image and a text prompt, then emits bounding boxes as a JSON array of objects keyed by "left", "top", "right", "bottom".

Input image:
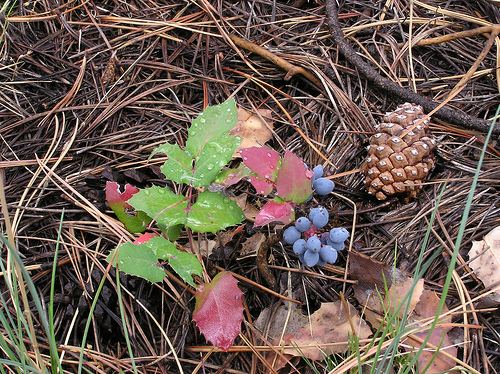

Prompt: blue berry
[
  {"left": 312, "top": 165, "right": 323, "bottom": 182},
  {"left": 293, "top": 239, "right": 307, "bottom": 255},
  {"left": 306, "top": 236, "right": 322, "bottom": 252},
  {"left": 319, "top": 245, "right": 338, "bottom": 263},
  {"left": 309, "top": 206, "right": 327, "bottom": 223},
  {"left": 320, "top": 232, "right": 330, "bottom": 245},
  {"left": 317, "top": 258, "right": 327, "bottom": 267},
  {"left": 295, "top": 217, "right": 311, "bottom": 232},
  {"left": 312, "top": 210, "right": 329, "bottom": 228},
  {"left": 303, "top": 250, "right": 319, "bottom": 266},
  {"left": 283, "top": 226, "right": 301, "bottom": 244},
  {"left": 327, "top": 240, "right": 345, "bottom": 252},
  {"left": 329, "top": 227, "right": 349, "bottom": 243},
  {"left": 313, "top": 177, "right": 335, "bottom": 196}
]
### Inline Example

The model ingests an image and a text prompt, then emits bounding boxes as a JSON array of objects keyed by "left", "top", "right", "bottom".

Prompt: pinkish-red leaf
[
  {"left": 254, "top": 200, "right": 295, "bottom": 227},
  {"left": 106, "top": 181, "right": 139, "bottom": 208},
  {"left": 133, "top": 233, "right": 158, "bottom": 244},
  {"left": 239, "top": 147, "right": 280, "bottom": 181},
  {"left": 249, "top": 176, "right": 274, "bottom": 196},
  {"left": 105, "top": 181, "right": 151, "bottom": 233},
  {"left": 276, "top": 151, "right": 313, "bottom": 203},
  {"left": 193, "top": 271, "right": 244, "bottom": 351}
]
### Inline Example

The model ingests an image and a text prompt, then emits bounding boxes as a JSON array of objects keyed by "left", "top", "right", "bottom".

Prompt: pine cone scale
[{"left": 364, "top": 103, "right": 436, "bottom": 201}]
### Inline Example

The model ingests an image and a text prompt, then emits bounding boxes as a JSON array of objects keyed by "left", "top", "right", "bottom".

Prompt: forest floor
[{"left": 1, "top": 0, "right": 500, "bottom": 373}]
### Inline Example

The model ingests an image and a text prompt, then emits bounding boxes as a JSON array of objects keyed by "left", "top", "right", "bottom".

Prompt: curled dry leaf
[
  {"left": 233, "top": 193, "right": 259, "bottom": 222},
  {"left": 231, "top": 107, "right": 274, "bottom": 156},
  {"left": 238, "top": 232, "right": 266, "bottom": 259},
  {"left": 191, "top": 239, "right": 217, "bottom": 258},
  {"left": 468, "top": 225, "right": 500, "bottom": 304}
]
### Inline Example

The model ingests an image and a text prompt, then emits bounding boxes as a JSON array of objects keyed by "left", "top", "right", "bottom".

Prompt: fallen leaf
[
  {"left": 349, "top": 250, "right": 411, "bottom": 328},
  {"left": 233, "top": 193, "right": 259, "bottom": 222},
  {"left": 349, "top": 250, "right": 458, "bottom": 373},
  {"left": 403, "top": 290, "right": 458, "bottom": 374},
  {"left": 231, "top": 107, "right": 273, "bottom": 156},
  {"left": 385, "top": 277, "right": 424, "bottom": 319},
  {"left": 193, "top": 271, "right": 244, "bottom": 351},
  {"left": 192, "top": 239, "right": 217, "bottom": 258},
  {"left": 285, "top": 301, "right": 372, "bottom": 360},
  {"left": 238, "top": 232, "right": 267, "bottom": 259},
  {"left": 254, "top": 304, "right": 308, "bottom": 341},
  {"left": 254, "top": 305, "right": 307, "bottom": 372},
  {"left": 468, "top": 225, "right": 500, "bottom": 303}
]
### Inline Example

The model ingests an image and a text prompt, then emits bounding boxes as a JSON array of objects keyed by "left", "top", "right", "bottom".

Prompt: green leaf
[
  {"left": 109, "top": 237, "right": 203, "bottom": 286},
  {"left": 186, "top": 99, "right": 241, "bottom": 187},
  {"left": 187, "top": 191, "right": 245, "bottom": 233},
  {"left": 191, "top": 138, "right": 240, "bottom": 187},
  {"left": 142, "top": 237, "right": 202, "bottom": 287},
  {"left": 108, "top": 243, "right": 166, "bottom": 283},
  {"left": 152, "top": 143, "right": 194, "bottom": 186},
  {"left": 166, "top": 223, "right": 183, "bottom": 241},
  {"left": 128, "top": 185, "right": 188, "bottom": 227}
]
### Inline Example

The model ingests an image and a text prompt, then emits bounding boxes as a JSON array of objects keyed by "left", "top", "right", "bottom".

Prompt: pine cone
[{"left": 364, "top": 103, "right": 436, "bottom": 201}]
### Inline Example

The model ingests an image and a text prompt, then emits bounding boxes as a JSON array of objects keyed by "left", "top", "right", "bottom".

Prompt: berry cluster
[
  {"left": 283, "top": 207, "right": 349, "bottom": 267},
  {"left": 311, "top": 165, "right": 335, "bottom": 196}
]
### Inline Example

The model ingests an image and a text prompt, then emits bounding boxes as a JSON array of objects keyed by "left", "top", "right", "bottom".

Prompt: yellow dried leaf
[{"left": 231, "top": 107, "right": 273, "bottom": 156}]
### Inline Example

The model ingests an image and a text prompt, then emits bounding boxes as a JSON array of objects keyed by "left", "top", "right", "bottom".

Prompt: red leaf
[
  {"left": 254, "top": 200, "right": 295, "bottom": 227},
  {"left": 133, "top": 233, "right": 157, "bottom": 244},
  {"left": 239, "top": 147, "right": 280, "bottom": 181},
  {"left": 106, "top": 181, "right": 139, "bottom": 209},
  {"left": 249, "top": 176, "right": 274, "bottom": 195},
  {"left": 105, "top": 181, "right": 151, "bottom": 233},
  {"left": 193, "top": 271, "right": 244, "bottom": 351},
  {"left": 276, "top": 150, "right": 313, "bottom": 203}
]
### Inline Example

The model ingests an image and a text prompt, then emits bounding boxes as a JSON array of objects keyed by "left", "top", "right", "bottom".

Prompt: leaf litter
[{"left": 2, "top": 0, "right": 500, "bottom": 372}]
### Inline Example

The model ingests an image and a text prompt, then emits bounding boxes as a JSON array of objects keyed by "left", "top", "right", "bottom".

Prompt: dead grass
[{"left": 1, "top": 0, "right": 500, "bottom": 373}]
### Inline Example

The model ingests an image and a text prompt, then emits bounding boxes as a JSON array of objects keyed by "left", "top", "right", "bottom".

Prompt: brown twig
[
  {"left": 324, "top": 0, "right": 499, "bottom": 134},
  {"left": 227, "top": 34, "right": 323, "bottom": 89}
]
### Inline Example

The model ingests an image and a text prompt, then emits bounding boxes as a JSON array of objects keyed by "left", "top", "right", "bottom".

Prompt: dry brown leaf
[
  {"left": 385, "top": 277, "right": 424, "bottom": 319},
  {"left": 233, "top": 193, "right": 259, "bottom": 222},
  {"left": 192, "top": 239, "right": 217, "bottom": 258},
  {"left": 285, "top": 301, "right": 372, "bottom": 360},
  {"left": 468, "top": 225, "right": 500, "bottom": 303},
  {"left": 403, "top": 290, "right": 458, "bottom": 374},
  {"left": 238, "top": 232, "right": 266, "bottom": 259},
  {"left": 350, "top": 250, "right": 410, "bottom": 328},
  {"left": 254, "top": 304, "right": 308, "bottom": 340},
  {"left": 254, "top": 305, "right": 307, "bottom": 372},
  {"left": 231, "top": 107, "right": 273, "bottom": 156}
]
